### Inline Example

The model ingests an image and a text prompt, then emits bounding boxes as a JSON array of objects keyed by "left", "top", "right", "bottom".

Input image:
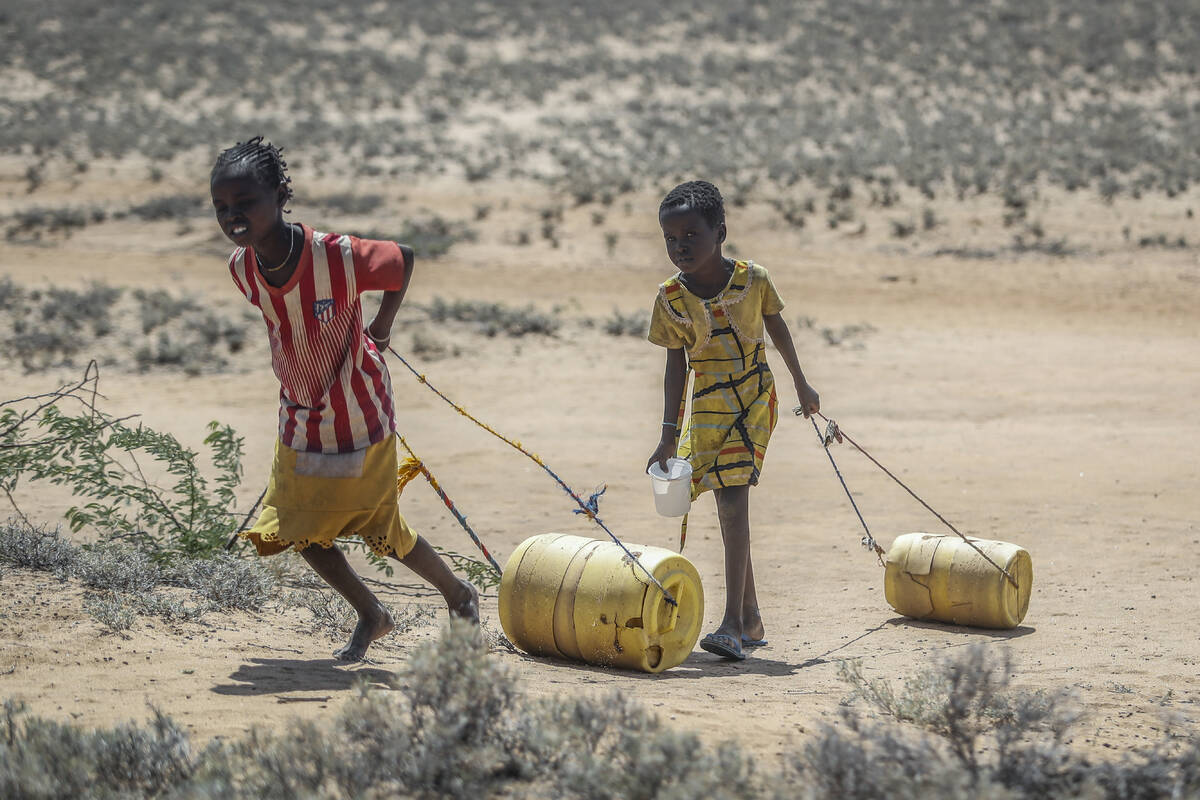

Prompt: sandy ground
[{"left": 1, "top": 168, "right": 1198, "bottom": 760}]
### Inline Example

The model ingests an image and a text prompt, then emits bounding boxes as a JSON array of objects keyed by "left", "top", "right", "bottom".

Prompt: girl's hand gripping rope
[{"left": 794, "top": 380, "right": 822, "bottom": 419}]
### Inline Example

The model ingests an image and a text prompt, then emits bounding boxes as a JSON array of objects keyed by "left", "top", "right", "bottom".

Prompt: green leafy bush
[
  {"left": 1, "top": 401, "right": 245, "bottom": 564},
  {"left": 435, "top": 547, "right": 501, "bottom": 593}
]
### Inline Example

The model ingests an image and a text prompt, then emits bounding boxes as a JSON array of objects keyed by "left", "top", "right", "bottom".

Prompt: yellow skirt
[
  {"left": 240, "top": 436, "right": 417, "bottom": 558},
  {"left": 678, "top": 360, "right": 778, "bottom": 499}
]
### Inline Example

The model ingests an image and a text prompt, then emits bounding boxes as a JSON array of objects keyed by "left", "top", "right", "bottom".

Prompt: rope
[
  {"left": 394, "top": 432, "right": 503, "bottom": 576},
  {"left": 385, "top": 346, "right": 677, "bottom": 607},
  {"left": 224, "top": 485, "right": 267, "bottom": 551},
  {"left": 804, "top": 410, "right": 1019, "bottom": 589},
  {"left": 806, "top": 416, "right": 886, "bottom": 565}
]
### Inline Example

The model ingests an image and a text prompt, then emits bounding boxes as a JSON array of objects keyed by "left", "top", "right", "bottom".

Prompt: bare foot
[
  {"left": 334, "top": 603, "right": 395, "bottom": 662},
  {"left": 449, "top": 579, "right": 479, "bottom": 625}
]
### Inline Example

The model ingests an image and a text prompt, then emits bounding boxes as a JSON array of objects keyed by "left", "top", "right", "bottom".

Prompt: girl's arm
[
  {"left": 366, "top": 244, "right": 416, "bottom": 348},
  {"left": 647, "top": 347, "right": 688, "bottom": 472},
  {"left": 763, "top": 312, "right": 821, "bottom": 417}
]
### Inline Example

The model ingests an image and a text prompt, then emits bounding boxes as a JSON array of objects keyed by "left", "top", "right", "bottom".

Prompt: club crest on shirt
[{"left": 313, "top": 298, "right": 335, "bottom": 324}]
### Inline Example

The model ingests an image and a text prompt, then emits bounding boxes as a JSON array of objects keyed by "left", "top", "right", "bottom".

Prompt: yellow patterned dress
[{"left": 648, "top": 260, "right": 784, "bottom": 500}]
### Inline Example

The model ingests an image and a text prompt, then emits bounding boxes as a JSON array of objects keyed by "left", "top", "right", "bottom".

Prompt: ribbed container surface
[
  {"left": 498, "top": 533, "right": 704, "bottom": 673},
  {"left": 884, "top": 532, "right": 1032, "bottom": 629}
]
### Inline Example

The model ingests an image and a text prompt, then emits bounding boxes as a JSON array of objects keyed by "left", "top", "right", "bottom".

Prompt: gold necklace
[{"left": 258, "top": 224, "right": 295, "bottom": 273}]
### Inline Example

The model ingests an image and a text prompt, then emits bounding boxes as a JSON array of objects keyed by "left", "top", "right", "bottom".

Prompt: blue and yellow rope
[
  {"left": 387, "top": 346, "right": 677, "bottom": 607},
  {"left": 395, "top": 432, "right": 503, "bottom": 576}
]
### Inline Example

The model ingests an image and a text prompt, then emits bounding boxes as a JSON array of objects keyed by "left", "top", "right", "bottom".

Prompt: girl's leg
[
  {"left": 300, "top": 544, "right": 394, "bottom": 661},
  {"left": 742, "top": 550, "right": 765, "bottom": 643},
  {"left": 392, "top": 535, "right": 479, "bottom": 623},
  {"left": 713, "top": 484, "right": 751, "bottom": 641}
]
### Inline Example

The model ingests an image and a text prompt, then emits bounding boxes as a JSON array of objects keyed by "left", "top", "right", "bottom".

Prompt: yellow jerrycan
[
  {"left": 498, "top": 533, "right": 704, "bottom": 673},
  {"left": 884, "top": 532, "right": 1033, "bottom": 629}
]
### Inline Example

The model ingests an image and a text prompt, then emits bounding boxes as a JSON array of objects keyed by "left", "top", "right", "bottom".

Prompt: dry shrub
[
  {"left": 0, "top": 611, "right": 1196, "bottom": 798},
  {"left": 0, "top": 519, "right": 77, "bottom": 573}
]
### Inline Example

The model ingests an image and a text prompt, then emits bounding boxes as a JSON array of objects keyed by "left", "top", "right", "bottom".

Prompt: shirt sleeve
[
  {"left": 647, "top": 294, "right": 688, "bottom": 349},
  {"left": 351, "top": 236, "right": 408, "bottom": 293},
  {"left": 759, "top": 266, "right": 786, "bottom": 316}
]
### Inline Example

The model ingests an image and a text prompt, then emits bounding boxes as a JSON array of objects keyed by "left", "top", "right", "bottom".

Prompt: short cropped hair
[{"left": 659, "top": 180, "right": 725, "bottom": 228}]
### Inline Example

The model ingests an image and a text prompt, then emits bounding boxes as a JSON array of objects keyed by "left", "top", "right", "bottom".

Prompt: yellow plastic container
[
  {"left": 884, "top": 532, "right": 1033, "bottom": 629},
  {"left": 498, "top": 533, "right": 704, "bottom": 673}
]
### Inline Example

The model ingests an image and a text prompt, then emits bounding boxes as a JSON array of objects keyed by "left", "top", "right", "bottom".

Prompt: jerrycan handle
[{"left": 654, "top": 578, "right": 683, "bottom": 634}]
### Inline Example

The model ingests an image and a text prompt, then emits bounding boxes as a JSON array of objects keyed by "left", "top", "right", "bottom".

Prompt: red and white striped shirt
[{"left": 229, "top": 224, "right": 406, "bottom": 453}]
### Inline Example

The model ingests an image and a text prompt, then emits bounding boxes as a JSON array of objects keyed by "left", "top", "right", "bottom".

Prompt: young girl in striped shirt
[{"left": 210, "top": 137, "right": 478, "bottom": 661}]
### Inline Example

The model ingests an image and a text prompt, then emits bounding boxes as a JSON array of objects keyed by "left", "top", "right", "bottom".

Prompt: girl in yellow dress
[{"left": 647, "top": 181, "right": 824, "bottom": 661}]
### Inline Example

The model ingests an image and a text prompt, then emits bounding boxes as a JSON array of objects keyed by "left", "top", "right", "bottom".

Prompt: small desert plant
[
  {"left": 810, "top": 644, "right": 1200, "bottom": 799},
  {"left": 434, "top": 546, "right": 501, "bottom": 593},
  {"left": 0, "top": 700, "right": 197, "bottom": 797},
  {"left": 133, "top": 288, "right": 199, "bottom": 334},
  {"left": 0, "top": 279, "right": 253, "bottom": 374},
  {"left": 410, "top": 331, "right": 459, "bottom": 360},
  {"left": 356, "top": 214, "right": 476, "bottom": 259},
  {"left": 1137, "top": 233, "right": 1189, "bottom": 249},
  {"left": 83, "top": 591, "right": 138, "bottom": 635},
  {"left": 426, "top": 297, "right": 560, "bottom": 337},
  {"left": 819, "top": 323, "right": 877, "bottom": 348},
  {"left": 4, "top": 206, "right": 92, "bottom": 241},
  {"left": 133, "top": 309, "right": 252, "bottom": 375},
  {"left": 75, "top": 542, "right": 163, "bottom": 593},
  {"left": 2, "top": 369, "right": 246, "bottom": 563},
  {"left": 316, "top": 192, "right": 384, "bottom": 216},
  {"left": 127, "top": 194, "right": 206, "bottom": 221},
  {"left": 1, "top": 282, "right": 123, "bottom": 371},
  {"left": 0, "top": 521, "right": 263, "bottom": 626},
  {"left": 0, "top": 519, "right": 77, "bottom": 573},
  {"left": 293, "top": 588, "right": 358, "bottom": 641},
  {"left": 134, "top": 591, "right": 210, "bottom": 623},
  {"left": 601, "top": 308, "right": 650, "bottom": 337},
  {"left": 167, "top": 553, "right": 274, "bottom": 611}
]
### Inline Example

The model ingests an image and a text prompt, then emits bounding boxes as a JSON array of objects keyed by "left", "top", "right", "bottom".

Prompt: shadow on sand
[
  {"left": 211, "top": 658, "right": 396, "bottom": 697},
  {"left": 498, "top": 616, "right": 1036, "bottom": 679},
  {"left": 882, "top": 616, "right": 1036, "bottom": 640}
]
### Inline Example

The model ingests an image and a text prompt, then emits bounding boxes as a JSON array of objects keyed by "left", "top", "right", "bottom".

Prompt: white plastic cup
[{"left": 647, "top": 457, "right": 693, "bottom": 517}]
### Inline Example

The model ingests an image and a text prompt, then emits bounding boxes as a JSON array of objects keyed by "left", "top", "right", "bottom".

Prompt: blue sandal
[{"left": 700, "top": 632, "right": 746, "bottom": 661}]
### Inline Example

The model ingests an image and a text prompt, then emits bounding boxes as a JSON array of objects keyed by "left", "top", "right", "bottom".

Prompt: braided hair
[
  {"left": 211, "top": 136, "right": 293, "bottom": 209},
  {"left": 658, "top": 180, "right": 725, "bottom": 229}
]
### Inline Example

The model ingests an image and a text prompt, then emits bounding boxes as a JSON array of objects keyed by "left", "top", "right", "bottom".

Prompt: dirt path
[{"left": 1, "top": 177, "right": 1198, "bottom": 758}]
